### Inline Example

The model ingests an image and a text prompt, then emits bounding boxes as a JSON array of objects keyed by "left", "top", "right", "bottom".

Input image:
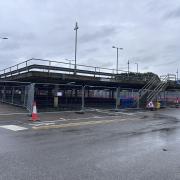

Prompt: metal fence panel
[{"left": 0, "top": 83, "right": 35, "bottom": 113}]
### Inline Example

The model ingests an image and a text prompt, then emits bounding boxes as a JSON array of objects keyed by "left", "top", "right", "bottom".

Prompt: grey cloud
[
  {"left": 164, "top": 7, "right": 180, "bottom": 19},
  {"left": 79, "top": 26, "right": 117, "bottom": 43},
  {"left": 0, "top": 0, "right": 180, "bottom": 75}
]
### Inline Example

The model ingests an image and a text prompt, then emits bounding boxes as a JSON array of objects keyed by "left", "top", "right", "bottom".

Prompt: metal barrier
[
  {"left": 34, "top": 83, "right": 117, "bottom": 111},
  {"left": 0, "top": 82, "right": 34, "bottom": 113},
  {"left": 0, "top": 58, "right": 128, "bottom": 79},
  {"left": 34, "top": 83, "right": 140, "bottom": 111}
]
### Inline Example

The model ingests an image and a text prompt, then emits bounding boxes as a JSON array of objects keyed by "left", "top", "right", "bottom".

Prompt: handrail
[
  {"left": 138, "top": 75, "right": 159, "bottom": 99},
  {"left": 140, "top": 76, "right": 157, "bottom": 92},
  {"left": 32, "top": 58, "right": 128, "bottom": 73},
  {"left": 147, "top": 75, "right": 169, "bottom": 101},
  {"left": 0, "top": 58, "right": 129, "bottom": 78},
  {"left": 147, "top": 82, "right": 167, "bottom": 102},
  {"left": 0, "top": 59, "right": 32, "bottom": 72}
]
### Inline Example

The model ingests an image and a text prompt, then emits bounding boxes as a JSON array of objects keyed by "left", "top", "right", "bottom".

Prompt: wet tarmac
[{"left": 0, "top": 108, "right": 180, "bottom": 180}]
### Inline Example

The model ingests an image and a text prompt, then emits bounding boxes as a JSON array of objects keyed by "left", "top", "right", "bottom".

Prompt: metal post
[
  {"left": 128, "top": 60, "right": 130, "bottom": 74},
  {"left": 81, "top": 86, "right": 85, "bottom": 111},
  {"left": 135, "top": 63, "right": 138, "bottom": 73},
  {"left": 11, "top": 87, "right": 14, "bottom": 104},
  {"left": 112, "top": 46, "right": 123, "bottom": 74},
  {"left": 23, "top": 86, "right": 26, "bottom": 107},
  {"left": 48, "top": 61, "right": 51, "bottom": 74},
  {"left": 69, "top": 60, "right": 71, "bottom": 74},
  {"left": 137, "top": 91, "right": 140, "bottom": 109},
  {"left": 116, "top": 48, "right": 119, "bottom": 74},
  {"left": 26, "top": 61, "right": 28, "bottom": 72},
  {"left": 176, "top": 69, "right": 179, "bottom": 81},
  {"left": 74, "top": 22, "right": 79, "bottom": 75},
  {"left": 3, "top": 86, "right": 5, "bottom": 102},
  {"left": 116, "top": 87, "right": 120, "bottom": 110}
]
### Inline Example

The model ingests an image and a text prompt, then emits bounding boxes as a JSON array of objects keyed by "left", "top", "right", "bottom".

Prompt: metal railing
[
  {"left": 139, "top": 75, "right": 159, "bottom": 98},
  {"left": 160, "top": 74, "right": 176, "bottom": 81},
  {"left": 147, "top": 75, "right": 169, "bottom": 102},
  {"left": 0, "top": 58, "right": 129, "bottom": 79}
]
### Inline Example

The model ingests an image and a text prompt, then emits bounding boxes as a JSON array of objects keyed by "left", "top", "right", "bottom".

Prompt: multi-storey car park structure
[{"left": 0, "top": 58, "right": 180, "bottom": 113}]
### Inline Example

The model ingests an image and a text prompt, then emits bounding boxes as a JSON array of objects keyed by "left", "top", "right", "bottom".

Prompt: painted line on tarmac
[
  {"left": 95, "top": 109, "right": 135, "bottom": 116},
  {"left": 32, "top": 118, "right": 127, "bottom": 130},
  {"left": 96, "top": 109, "right": 145, "bottom": 116},
  {"left": 38, "top": 109, "right": 97, "bottom": 114},
  {"left": 0, "top": 112, "right": 29, "bottom": 116},
  {"left": 28, "top": 115, "right": 119, "bottom": 126},
  {"left": 0, "top": 125, "right": 28, "bottom": 131},
  {"left": 29, "top": 122, "right": 55, "bottom": 126}
]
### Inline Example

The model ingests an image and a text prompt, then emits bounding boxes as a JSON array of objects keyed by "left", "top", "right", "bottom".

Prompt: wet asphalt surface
[{"left": 0, "top": 107, "right": 180, "bottom": 180}]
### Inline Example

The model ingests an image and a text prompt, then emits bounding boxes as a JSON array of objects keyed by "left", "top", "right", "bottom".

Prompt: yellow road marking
[{"left": 32, "top": 119, "right": 125, "bottom": 130}]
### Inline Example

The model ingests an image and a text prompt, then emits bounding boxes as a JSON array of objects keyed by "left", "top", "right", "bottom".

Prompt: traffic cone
[{"left": 31, "top": 101, "right": 39, "bottom": 121}]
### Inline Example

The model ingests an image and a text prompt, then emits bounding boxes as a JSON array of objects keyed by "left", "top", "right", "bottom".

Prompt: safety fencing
[
  {"left": 34, "top": 83, "right": 141, "bottom": 111},
  {"left": 1, "top": 81, "right": 180, "bottom": 112},
  {"left": 0, "top": 82, "right": 34, "bottom": 113}
]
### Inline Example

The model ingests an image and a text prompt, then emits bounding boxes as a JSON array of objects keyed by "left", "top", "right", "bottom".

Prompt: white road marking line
[
  {"left": 29, "top": 122, "right": 55, "bottom": 126},
  {"left": 0, "top": 112, "right": 29, "bottom": 116},
  {"left": 0, "top": 125, "right": 28, "bottom": 131},
  {"left": 28, "top": 112, "right": 138, "bottom": 127},
  {"left": 59, "top": 118, "right": 66, "bottom": 120}
]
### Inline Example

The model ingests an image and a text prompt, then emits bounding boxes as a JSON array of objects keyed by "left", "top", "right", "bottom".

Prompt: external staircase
[{"left": 138, "top": 74, "right": 173, "bottom": 108}]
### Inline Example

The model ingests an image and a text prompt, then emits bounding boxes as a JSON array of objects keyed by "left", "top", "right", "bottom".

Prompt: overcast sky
[{"left": 0, "top": 0, "right": 180, "bottom": 75}]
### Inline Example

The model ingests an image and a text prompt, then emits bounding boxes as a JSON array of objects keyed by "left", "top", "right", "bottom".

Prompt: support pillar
[
  {"left": 137, "top": 91, "right": 140, "bottom": 109},
  {"left": 81, "top": 86, "right": 85, "bottom": 111},
  {"left": 54, "top": 85, "right": 59, "bottom": 108},
  {"left": 12, "top": 87, "right": 14, "bottom": 104},
  {"left": 21, "top": 87, "right": 24, "bottom": 104},
  {"left": 116, "top": 87, "right": 120, "bottom": 110},
  {"left": 2, "top": 86, "right": 6, "bottom": 102}
]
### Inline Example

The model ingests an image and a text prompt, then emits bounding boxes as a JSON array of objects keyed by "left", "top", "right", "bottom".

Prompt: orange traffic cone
[{"left": 31, "top": 101, "right": 39, "bottom": 121}]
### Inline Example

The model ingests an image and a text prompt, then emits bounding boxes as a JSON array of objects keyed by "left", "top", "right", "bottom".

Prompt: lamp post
[
  {"left": 135, "top": 63, "right": 138, "bottom": 73},
  {"left": 112, "top": 46, "right": 123, "bottom": 74},
  {"left": 128, "top": 60, "right": 130, "bottom": 74},
  {"left": 74, "top": 22, "right": 79, "bottom": 74},
  {"left": 177, "top": 69, "right": 179, "bottom": 81}
]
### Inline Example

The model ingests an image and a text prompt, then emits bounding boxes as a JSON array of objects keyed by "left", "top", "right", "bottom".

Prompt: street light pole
[
  {"left": 112, "top": 46, "right": 123, "bottom": 74},
  {"left": 128, "top": 60, "right": 130, "bottom": 74},
  {"left": 74, "top": 22, "right": 79, "bottom": 74},
  {"left": 135, "top": 63, "right": 138, "bottom": 73},
  {"left": 177, "top": 68, "right": 179, "bottom": 81}
]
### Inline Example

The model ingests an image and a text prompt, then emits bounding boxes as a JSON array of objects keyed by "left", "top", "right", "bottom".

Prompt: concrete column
[
  {"left": 54, "top": 85, "right": 59, "bottom": 108},
  {"left": 12, "top": 87, "right": 14, "bottom": 104},
  {"left": 54, "top": 97, "right": 58, "bottom": 108},
  {"left": 21, "top": 87, "right": 24, "bottom": 103},
  {"left": 137, "top": 91, "right": 140, "bottom": 109},
  {"left": 3, "top": 86, "right": 6, "bottom": 102},
  {"left": 116, "top": 87, "right": 120, "bottom": 110},
  {"left": 81, "top": 86, "right": 85, "bottom": 111}
]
